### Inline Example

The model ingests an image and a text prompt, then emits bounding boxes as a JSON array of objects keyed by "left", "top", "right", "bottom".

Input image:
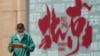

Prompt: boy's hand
[{"left": 22, "top": 44, "right": 26, "bottom": 48}]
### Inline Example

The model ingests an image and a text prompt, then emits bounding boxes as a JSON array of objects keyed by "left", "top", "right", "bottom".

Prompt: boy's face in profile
[{"left": 16, "top": 23, "right": 25, "bottom": 33}]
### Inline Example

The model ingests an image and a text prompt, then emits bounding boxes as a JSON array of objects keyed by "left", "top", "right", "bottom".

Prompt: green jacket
[{"left": 8, "top": 33, "right": 35, "bottom": 56}]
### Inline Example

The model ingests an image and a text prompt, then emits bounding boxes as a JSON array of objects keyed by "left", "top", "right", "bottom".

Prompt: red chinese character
[{"left": 38, "top": 0, "right": 93, "bottom": 56}]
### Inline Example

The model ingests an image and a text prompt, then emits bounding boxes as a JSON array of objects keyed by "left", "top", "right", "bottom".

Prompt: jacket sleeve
[
  {"left": 8, "top": 36, "right": 14, "bottom": 53},
  {"left": 25, "top": 35, "right": 35, "bottom": 52}
]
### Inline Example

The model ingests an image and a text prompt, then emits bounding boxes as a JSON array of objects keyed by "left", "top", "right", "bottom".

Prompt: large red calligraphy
[{"left": 38, "top": 0, "right": 93, "bottom": 56}]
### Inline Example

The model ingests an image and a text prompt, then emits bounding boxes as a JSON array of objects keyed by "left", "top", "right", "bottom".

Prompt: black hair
[{"left": 17, "top": 23, "right": 25, "bottom": 29}]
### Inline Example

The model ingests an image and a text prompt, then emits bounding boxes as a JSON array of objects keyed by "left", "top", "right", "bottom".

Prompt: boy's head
[{"left": 16, "top": 23, "right": 25, "bottom": 33}]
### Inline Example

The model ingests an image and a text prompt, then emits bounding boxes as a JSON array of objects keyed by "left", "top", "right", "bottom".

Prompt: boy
[{"left": 8, "top": 23, "right": 35, "bottom": 56}]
